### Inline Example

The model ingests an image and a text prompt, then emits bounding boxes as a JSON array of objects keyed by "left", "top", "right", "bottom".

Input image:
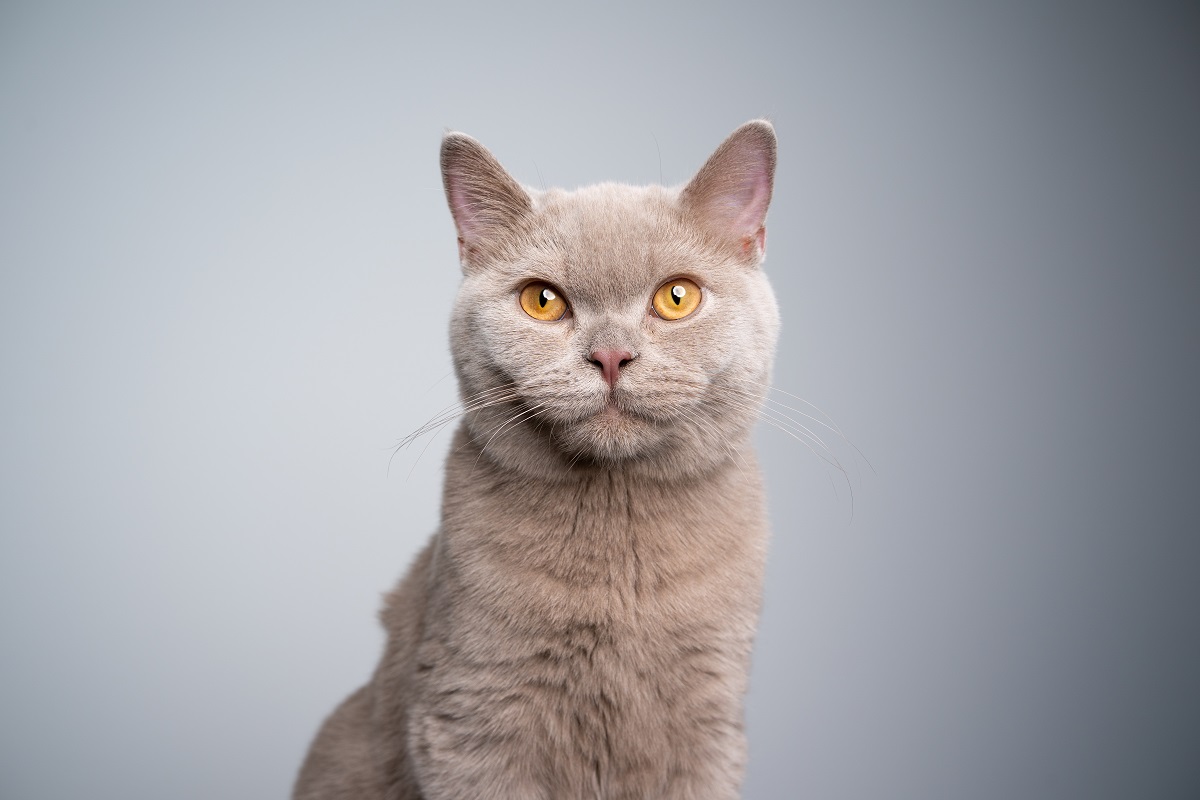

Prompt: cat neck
[{"left": 438, "top": 423, "right": 768, "bottom": 608}]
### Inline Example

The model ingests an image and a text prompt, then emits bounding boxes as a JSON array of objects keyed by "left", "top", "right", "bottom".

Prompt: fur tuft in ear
[
  {"left": 440, "top": 132, "right": 532, "bottom": 264},
  {"left": 680, "top": 120, "right": 777, "bottom": 259}
]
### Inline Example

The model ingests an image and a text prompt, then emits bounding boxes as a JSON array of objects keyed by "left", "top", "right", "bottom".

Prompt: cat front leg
[{"left": 407, "top": 695, "right": 557, "bottom": 800}]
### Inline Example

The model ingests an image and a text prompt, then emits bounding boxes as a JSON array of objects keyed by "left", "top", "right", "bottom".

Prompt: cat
[{"left": 294, "top": 119, "right": 780, "bottom": 800}]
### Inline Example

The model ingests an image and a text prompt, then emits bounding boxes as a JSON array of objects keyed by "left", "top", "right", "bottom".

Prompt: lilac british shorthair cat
[{"left": 295, "top": 120, "right": 780, "bottom": 799}]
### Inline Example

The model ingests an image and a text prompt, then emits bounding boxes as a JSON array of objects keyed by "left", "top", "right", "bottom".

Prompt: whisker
[
  {"left": 423, "top": 370, "right": 456, "bottom": 395},
  {"left": 724, "top": 377, "right": 845, "bottom": 435},
  {"left": 723, "top": 379, "right": 875, "bottom": 476},
  {"left": 756, "top": 414, "right": 856, "bottom": 517},
  {"left": 723, "top": 385, "right": 838, "bottom": 448},
  {"left": 403, "top": 385, "right": 518, "bottom": 437},
  {"left": 724, "top": 391, "right": 837, "bottom": 456},
  {"left": 388, "top": 383, "right": 520, "bottom": 476},
  {"left": 565, "top": 441, "right": 590, "bottom": 471},
  {"left": 704, "top": 391, "right": 857, "bottom": 518},
  {"left": 710, "top": 393, "right": 838, "bottom": 463},
  {"left": 391, "top": 396, "right": 511, "bottom": 467},
  {"left": 403, "top": 400, "right": 516, "bottom": 481},
  {"left": 754, "top": 409, "right": 844, "bottom": 472},
  {"left": 676, "top": 404, "right": 753, "bottom": 481},
  {"left": 397, "top": 385, "right": 519, "bottom": 446},
  {"left": 471, "top": 404, "right": 549, "bottom": 473}
]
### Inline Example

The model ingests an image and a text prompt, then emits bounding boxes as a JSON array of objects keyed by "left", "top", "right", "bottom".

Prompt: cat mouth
[
  {"left": 599, "top": 399, "right": 626, "bottom": 419},
  {"left": 588, "top": 394, "right": 623, "bottom": 421},
  {"left": 589, "top": 385, "right": 685, "bottom": 425},
  {"left": 568, "top": 389, "right": 635, "bottom": 424},
  {"left": 602, "top": 387, "right": 644, "bottom": 415},
  {"left": 592, "top": 392, "right": 661, "bottom": 429}
]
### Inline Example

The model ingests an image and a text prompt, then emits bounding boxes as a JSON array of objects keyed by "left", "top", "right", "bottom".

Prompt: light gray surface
[{"left": 2, "top": 1, "right": 1197, "bottom": 798}]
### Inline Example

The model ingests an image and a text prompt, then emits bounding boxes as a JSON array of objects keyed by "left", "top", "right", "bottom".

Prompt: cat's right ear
[{"left": 440, "top": 132, "right": 532, "bottom": 269}]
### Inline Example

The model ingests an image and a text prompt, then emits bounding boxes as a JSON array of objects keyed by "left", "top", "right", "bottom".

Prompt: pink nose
[{"left": 589, "top": 349, "right": 635, "bottom": 389}]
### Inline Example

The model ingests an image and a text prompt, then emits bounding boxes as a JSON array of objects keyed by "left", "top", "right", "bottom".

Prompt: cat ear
[
  {"left": 440, "top": 131, "right": 533, "bottom": 265},
  {"left": 680, "top": 120, "right": 776, "bottom": 261}
]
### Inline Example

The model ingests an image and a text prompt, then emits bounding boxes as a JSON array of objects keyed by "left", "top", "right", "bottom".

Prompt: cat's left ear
[
  {"left": 680, "top": 120, "right": 776, "bottom": 263},
  {"left": 441, "top": 131, "right": 533, "bottom": 269}
]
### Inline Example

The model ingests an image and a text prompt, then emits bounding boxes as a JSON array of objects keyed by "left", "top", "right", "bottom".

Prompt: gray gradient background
[{"left": 2, "top": 1, "right": 1198, "bottom": 798}]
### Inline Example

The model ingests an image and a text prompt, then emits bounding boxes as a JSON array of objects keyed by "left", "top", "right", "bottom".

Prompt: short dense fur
[{"left": 295, "top": 121, "right": 781, "bottom": 799}]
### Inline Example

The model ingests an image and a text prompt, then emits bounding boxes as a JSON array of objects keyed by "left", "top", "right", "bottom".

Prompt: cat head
[{"left": 440, "top": 121, "right": 780, "bottom": 481}]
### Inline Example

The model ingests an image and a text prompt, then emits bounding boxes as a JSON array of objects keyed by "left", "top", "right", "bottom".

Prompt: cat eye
[
  {"left": 519, "top": 282, "right": 569, "bottom": 321},
  {"left": 651, "top": 278, "right": 702, "bottom": 320}
]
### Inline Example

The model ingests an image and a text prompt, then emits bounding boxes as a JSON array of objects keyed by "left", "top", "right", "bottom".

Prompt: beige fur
[{"left": 294, "top": 121, "right": 780, "bottom": 799}]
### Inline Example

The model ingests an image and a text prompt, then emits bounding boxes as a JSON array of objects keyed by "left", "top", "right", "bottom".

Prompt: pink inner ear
[
  {"left": 728, "top": 168, "right": 772, "bottom": 239},
  {"left": 683, "top": 123, "right": 776, "bottom": 245},
  {"left": 441, "top": 132, "right": 532, "bottom": 252},
  {"left": 447, "top": 179, "right": 482, "bottom": 243},
  {"left": 701, "top": 167, "right": 770, "bottom": 240},
  {"left": 740, "top": 227, "right": 767, "bottom": 258}
]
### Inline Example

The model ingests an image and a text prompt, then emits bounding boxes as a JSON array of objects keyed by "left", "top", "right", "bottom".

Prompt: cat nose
[{"left": 588, "top": 349, "right": 636, "bottom": 389}]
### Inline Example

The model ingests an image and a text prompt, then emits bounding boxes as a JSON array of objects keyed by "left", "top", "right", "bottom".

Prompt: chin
[{"left": 556, "top": 404, "right": 668, "bottom": 463}]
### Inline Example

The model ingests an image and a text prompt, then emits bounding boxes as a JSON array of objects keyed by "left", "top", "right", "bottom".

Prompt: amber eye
[
  {"left": 652, "top": 278, "right": 702, "bottom": 320},
  {"left": 519, "top": 282, "right": 569, "bottom": 321}
]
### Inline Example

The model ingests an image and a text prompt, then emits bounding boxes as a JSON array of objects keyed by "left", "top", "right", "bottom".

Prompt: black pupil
[
  {"left": 539, "top": 290, "right": 549, "bottom": 308},
  {"left": 672, "top": 286, "right": 681, "bottom": 305}
]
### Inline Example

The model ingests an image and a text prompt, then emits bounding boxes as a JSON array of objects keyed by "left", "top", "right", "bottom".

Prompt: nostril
[{"left": 588, "top": 349, "right": 636, "bottom": 389}]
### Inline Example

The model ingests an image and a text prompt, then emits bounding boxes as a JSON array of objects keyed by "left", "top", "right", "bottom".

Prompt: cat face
[{"left": 442, "top": 123, "right": 780, "bottom": 479}]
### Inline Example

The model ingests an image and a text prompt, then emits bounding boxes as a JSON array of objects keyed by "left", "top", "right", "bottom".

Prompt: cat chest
[
  {"left": 415, "top": 618, "right": 750, "bottom": 796},
  {"left": 552, "top": 631, "right": 747, "bottom": 786}
]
